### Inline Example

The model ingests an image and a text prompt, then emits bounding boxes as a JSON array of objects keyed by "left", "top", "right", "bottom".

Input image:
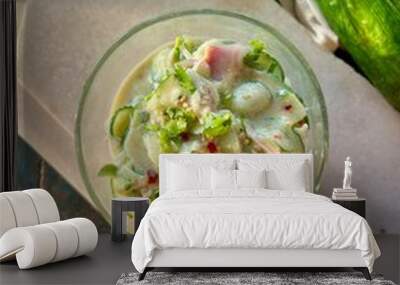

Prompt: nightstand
[
  {"left": 332, "top": 198, "right": 366, "bottom": 218},
  {"left": 111, "top": 197, "right": 149, "bottom": 242}
]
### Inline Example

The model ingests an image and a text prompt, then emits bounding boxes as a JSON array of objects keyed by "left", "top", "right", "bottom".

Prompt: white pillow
[
  {"left": 167, "top": 162, "right": 210, "bottom": 191},
  {"left": 267, "top": 166, "right": 306, "bottom": 191},
  {"left": 211, "top": 168, "right": 236, "bottom": 191},
  {"left": 236, "top": 169, "right": 267, "bottom": 189},
  {"left": 238, "top": 159, "right": 308, "bottom": 191},
  {"left": 166, "top": 159, "right": 236, "bottom": 192}
]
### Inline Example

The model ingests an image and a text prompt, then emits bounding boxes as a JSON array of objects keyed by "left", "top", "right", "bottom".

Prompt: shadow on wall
[{"left": 16, "top": 137, "right": 110, "bottom": 233}]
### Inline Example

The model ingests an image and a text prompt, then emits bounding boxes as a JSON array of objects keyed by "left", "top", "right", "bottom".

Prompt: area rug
[{"left": 116, "top": 272, "right": 396, "bottom": 285}]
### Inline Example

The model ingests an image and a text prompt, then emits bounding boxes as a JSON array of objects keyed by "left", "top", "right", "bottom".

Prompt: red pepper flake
[
  {"left": 147, "top": 169, "right": 158, "bottom": 184},
  {"left": 180, "top": 132, "right": 190, "bottom": 142},
  {"left": 284, "top": 104, "right": 292, "bottom": 111},
  {"left": 207, "top": 141, "right": 218, "bottom": 153}
]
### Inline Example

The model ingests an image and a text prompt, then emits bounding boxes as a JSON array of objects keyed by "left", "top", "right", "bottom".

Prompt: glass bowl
[{"left": 76, "top": 9, "right": 329, "bottom": 223}]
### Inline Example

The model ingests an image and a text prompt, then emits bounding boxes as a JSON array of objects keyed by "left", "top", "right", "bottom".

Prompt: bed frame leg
[
  {"left": 138, "top": 268, "right": 148, "bottom": 281},
  {"left": 354, "top": 267, "right": 371, "bottom": 280}
]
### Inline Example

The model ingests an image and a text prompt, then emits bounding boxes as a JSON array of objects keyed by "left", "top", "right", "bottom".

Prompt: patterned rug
[{"left": 116, "top": 272, "right": 396, "bottom": 285}]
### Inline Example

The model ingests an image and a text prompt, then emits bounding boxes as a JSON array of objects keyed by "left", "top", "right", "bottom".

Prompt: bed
[{"left": 131, "top": 154, "right": 380, "bottom": 280}]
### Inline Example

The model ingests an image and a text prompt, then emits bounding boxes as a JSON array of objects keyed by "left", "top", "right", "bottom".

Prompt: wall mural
[
  {"left": 99, "top": 37, "right": 312, "bottom": 200},
  {"left": 16, "top": 1, "right": 400, "bottom": 233},
  {"left": 77, "top": 11, "right": 328, "bottom": 222}
]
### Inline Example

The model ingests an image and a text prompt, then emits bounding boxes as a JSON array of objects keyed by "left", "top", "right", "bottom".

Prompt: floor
[
  {"left": 0, "top": 234, "right": 398, "bottom": 285},
  {"left": 0, "top": 234, "right": 133, "bottom": 285},
  {"left": 374, "top": 234, "right": 400, "bottom": 283}
]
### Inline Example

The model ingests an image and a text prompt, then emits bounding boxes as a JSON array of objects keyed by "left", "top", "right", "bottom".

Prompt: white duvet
[{"left": 131, "top": 190, "right": 380, "bottom": 272}]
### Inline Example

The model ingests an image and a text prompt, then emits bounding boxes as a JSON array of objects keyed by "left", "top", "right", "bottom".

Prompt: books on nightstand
[{"left": 332, "top": 188, "right": 358, "bottom": 200}]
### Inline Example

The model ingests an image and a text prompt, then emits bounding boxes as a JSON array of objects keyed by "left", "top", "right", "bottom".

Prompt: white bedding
[{"left": 131, "top": 190, "right": 380, "bottom": 273}]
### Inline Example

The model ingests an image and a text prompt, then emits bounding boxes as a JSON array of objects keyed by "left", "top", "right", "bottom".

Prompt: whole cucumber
[{"left": 316, "top": 0, "right": 400, "bottom": 111}]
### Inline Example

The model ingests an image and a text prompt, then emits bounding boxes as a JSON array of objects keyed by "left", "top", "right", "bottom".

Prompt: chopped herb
[
  {"left": 160, "top": 106, "right": 196, "bottom": 147},
  {"left": 243, "top": 39, "right": 285, "bottom": 81},
  {"left": 183, "top": 37, "right": 196, "bottom": 53},
  {"left": 172, "top": 36, "right": 198, "bottom": 62},
  {"left": 164, "top": 118, "right": 188, "bottom": 137},
  {"left": 159, "top": 129, "right": 181, "bottom": 153},
  {"left": 219, "top": 91, "right": 233, "bottom": 108},
  {"left": 174, "top": 65, "right": 196, "bottom": 94},
  {"left": 202, "top": 111, "right": 233, "bottom": 139},
  {"left": 172, "top": 36, "right": 184, "bottom": 62},
  {"left": 165, "top": 106, "right": 196, "bottom": 124},
  {"left": 144, "top": 123, "right": 160, "bottom": 132},
  {"left": 243, "top": 39, "right": 265, "bottom": 68},
  {"left": 148, "top": 188, "right": 159, "bottom": 202}
]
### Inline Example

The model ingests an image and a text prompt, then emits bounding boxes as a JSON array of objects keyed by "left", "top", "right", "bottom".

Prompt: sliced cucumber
[
  {"left": 230, "top": 82, "right": 272, "bottom": 116},
  {"left": 110, "top": 177, "right": 141, "bottom": 197},
  {"left": 216, "top": 118, "right": 242, "bottom": 153},
  {"left": 146, "top": 75, "right": 184, "bottom": 112},
  {"left": 143, "top": 132, "right": 160, "bottom": 168},
  {"left": 249, "top": 82, "right": 306, "bottom": 126},
  {"left": 179, "top": 138, "right": 203, "bottom": 153},
  {"left": 294, "top": 123, "right": 309, "bottom": 146},
  {"left": 271, "top": 88, "right": 307, "bottom": 125},
  {"left": 244, "top": 117, "right": 304, "bottom": 153},
  {"left": 217, "top": 129, "right": 242, "bottom": 153},
  {"left": 109, "top": 106, "right": 134, "bottom": 140},
  {"left": 118, "top": 163, "right": 144, "bottom": 182},
  {"left": 98, "top": 164, "right": 118, "bottom": 177},
  {"left": 150, "top": 47, "right": 173, "bottom": 85},
  {"left": 243, "top": 119, "right": 280, "bottom": 153},
  {"left": 275, "top": 125, "right": 305, "bottom": 153},
  {"left": 123, "top": 111, "right": 156, "bottom": 173},
  {"left": 266, "top": 58, "right": 285, "bottom": 82}
]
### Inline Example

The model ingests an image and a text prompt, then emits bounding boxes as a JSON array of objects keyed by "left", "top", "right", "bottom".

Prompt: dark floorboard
[
  {"left": 0, "top": 234, "right": 398, "bottom": 285},
  {"left": 0, "top": 234, "right": 133, "bottom": 285}
]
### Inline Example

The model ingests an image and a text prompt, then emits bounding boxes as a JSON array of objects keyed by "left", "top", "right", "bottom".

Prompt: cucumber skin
[
  {"left": 109, "top": 106, "right": 135, "bottom": 139},
  {"left": 316, "top": 0, "right": 400, "bottom": 111}
]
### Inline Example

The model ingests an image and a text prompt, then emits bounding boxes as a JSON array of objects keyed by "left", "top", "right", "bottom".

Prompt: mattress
[{"left": 131, "top": 190, "right": 380, "bottom": 272}]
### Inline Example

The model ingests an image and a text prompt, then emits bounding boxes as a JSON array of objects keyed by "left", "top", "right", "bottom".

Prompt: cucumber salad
[{"left": 99, "top": 36, "right": 309, "bottom": 200}]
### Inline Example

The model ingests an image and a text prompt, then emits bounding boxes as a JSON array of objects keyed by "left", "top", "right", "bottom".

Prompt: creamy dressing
[{"left": 101, "top": 37, "right": 309, "bottom": 200}]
